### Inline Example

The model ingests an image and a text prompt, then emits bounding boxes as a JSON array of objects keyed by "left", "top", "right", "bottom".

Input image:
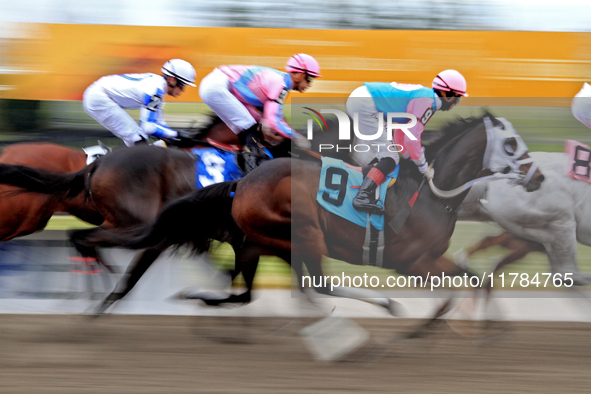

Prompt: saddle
[
  {"left": 316, "top": 157, "right": 399, "bottom": 267},
  {"left": 82, "top": 141, "right": 112, "bottom": 165}
]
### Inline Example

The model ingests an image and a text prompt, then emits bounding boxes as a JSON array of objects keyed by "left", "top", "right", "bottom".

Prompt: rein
[{"left": 428, "top": 172, "right": 523, "bottom": 199}]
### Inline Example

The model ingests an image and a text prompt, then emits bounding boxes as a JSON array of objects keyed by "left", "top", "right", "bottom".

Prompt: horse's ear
[{"left": 483, "top": 109, "right": 503, "bottom": 129}]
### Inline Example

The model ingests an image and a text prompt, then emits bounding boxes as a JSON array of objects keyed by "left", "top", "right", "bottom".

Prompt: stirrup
[{"left": 353, "top": 199, "right": 386, "bottom": 215}]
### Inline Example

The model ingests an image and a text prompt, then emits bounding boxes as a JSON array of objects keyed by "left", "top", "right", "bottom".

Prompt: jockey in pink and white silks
[
  {"left": 347, "top": 69, "right": 469, "bottom": 214},
  {"left": 83, "top": 59, "right": 197, "bottom": 147},
  {"left": 199, "top": 53, "right": 321, "bottom": 173},
  {"left": 572, "top": 82, "right": 591, "bottom": 130}
]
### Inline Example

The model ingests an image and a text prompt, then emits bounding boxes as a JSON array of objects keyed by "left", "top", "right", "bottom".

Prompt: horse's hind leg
[{"left": 69, "top": 227, "right": 121, "bottom": 274}]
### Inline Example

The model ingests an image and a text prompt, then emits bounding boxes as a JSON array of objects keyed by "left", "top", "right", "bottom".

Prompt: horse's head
[
  {"left": 427, "top": 112, "right": 544, "bottom": 195},
  {"left": 482, "top": 116, "right": 544, "bottom": 192}
]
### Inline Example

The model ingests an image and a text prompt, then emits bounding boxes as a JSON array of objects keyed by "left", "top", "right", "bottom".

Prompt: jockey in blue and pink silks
[
  {"left": 199, "top": 53, "right": 321, "bottom": 172},
  {"left": 346, "top": 69, "right": 469, "bottom": 215}
]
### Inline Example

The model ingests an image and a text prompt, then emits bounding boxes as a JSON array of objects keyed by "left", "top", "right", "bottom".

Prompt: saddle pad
[
  {"left": 316, "top": 157, "right": 398, "bottom": 231},
  {"left": 191, "top": 147, "right": 244, "bottom": 188},
  {"left": 565, "top": 140, "right": 591, "bottom": 183}
]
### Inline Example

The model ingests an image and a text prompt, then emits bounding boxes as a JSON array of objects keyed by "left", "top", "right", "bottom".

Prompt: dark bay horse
[
  {"left": 231, "top": 114, "right": 544, "bottom": 301},
  {"left": 0, "top": 142, "right": 103, "bottom": 241},
  {"left": 95, "top": 113, "right": 545, "bottom": 315}
]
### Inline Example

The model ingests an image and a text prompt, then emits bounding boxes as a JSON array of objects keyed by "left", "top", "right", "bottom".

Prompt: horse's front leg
[
  {"left": 94, "top": 247, "right": 164, "bottom": 315},
  {"left": 538, "top": 220, "right": 591, "bottom": 286},
  {"left": 402, "top": 253, "right": 482, "bottom": 337},
  {"left": 187, "top": 242, "right": 260, "bottom": 306},
  {"left": 299, "top": 252, "right": 399, "bottom": 315}
]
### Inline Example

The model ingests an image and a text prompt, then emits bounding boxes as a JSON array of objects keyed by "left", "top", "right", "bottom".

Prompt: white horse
[{"left": 459, "top": 151, "right": 591, "bottom": 286}]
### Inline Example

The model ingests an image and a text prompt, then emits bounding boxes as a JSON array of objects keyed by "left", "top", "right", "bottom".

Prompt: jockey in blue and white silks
[
  {"left": 346, "top": 69, "right": 469, "bottom": 215},
  {"left": 83, "top": 59, "right": 196, "bottom": 147}
]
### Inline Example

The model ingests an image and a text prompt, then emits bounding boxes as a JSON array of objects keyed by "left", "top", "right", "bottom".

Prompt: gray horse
[{"left": 459, "top": 151, "right": 591, "bottom": 286}]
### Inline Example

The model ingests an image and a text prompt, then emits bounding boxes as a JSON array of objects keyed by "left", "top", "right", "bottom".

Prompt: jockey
[
  {"left": 572, "top": 82, "right": 591, "bottom": 130},
  {"left": 83, "top": 59, "right": 197, "bottom": 147},
  {"left": 199, "top": 53, "right": 321, "bottom": 173},
  {"left": 347, "top": 69, "right": 468, "bottom": 214}
]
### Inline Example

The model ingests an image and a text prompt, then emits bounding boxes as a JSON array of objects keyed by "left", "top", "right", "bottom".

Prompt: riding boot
[
  {"left": 352, "top": 176, "right": 386, "bottom": 215},
  {"left": 238, "top": 124, "right": 270, "bottom": 174},
  {"left": 352, "top": 160, "right": 395, "bottom": 215}
]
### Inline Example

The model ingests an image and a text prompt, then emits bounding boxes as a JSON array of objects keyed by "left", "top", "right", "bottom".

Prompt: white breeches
[
  {"left": 199, "top": 68, "right": 256, "bottom": 134},
  {"left": 83, "top": 82, "right": 146, "bottom": 147},
  {"left": 346, "top": 85, "right": 400, "bottom": 166}
]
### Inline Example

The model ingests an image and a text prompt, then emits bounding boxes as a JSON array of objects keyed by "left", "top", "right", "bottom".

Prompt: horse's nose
[{"left": 536, "top": 174, "right": 545, "bottom": 183}]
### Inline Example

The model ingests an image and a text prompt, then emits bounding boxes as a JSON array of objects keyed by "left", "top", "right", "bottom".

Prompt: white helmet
[{"left": 162, "top": 59, "right": 196, "bottom": 87}]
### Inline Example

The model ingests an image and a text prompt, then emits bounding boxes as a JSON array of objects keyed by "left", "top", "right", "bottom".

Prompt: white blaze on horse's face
[{"left": 482, "top": 117, "right": 539, "bottom": 187}]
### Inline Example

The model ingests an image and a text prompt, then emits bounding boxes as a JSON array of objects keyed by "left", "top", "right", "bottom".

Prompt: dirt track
[{"left": 1, "top": 315, "right": 590, "bottom": 393}]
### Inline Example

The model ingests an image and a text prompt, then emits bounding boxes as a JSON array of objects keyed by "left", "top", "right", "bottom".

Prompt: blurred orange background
[{"left": 2, "top": 23, "right": 590, "bottom": 102}]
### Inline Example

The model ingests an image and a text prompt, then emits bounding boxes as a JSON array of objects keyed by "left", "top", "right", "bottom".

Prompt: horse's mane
[
  {"left": 423, "top": 110, "right": 495, "bottom": 162},
  {"left": 180, "top": 113, "right": 225, "bottom": 137}
]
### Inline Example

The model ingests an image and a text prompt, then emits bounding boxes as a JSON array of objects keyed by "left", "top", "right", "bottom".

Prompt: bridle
[{"left": 428, "top": 116, "right": 538, "bottom": 199}]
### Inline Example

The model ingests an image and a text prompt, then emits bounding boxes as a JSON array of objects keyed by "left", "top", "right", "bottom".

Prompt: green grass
[{"left": 46, "top": 215, "right": 96, "bottom": 230}]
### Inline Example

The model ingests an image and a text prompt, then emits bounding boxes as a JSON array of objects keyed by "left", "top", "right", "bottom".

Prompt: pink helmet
[
  {"left": 285, "top": 53, "right": 322, "bottom": 78},
  {"left": 432, "top": 69, "right": 468, "bottom": 97}
]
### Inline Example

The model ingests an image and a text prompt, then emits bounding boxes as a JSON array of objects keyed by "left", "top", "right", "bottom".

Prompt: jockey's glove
[
  {"left": 417, "top": 161, "right": 435, "bottom": 181},
  {"left": 293, "top": 137, "right": 311, "bottom": 149},
  {"left": 290, "top": 130, "right": 311, "bottom": 149},
  {"left": 423, "top": 167, "right": 435, "bottom": 181}
]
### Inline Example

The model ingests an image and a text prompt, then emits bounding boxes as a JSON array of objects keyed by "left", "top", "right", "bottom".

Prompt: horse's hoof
[
  {"left": 387, "top": 299, "right": 404, "bottom": 317},
  {"left": 174, "top": 289, "right": 231, "bottom": 306},
  {"left": 84, "top": 303, "right": 111, "bottom": 319}
]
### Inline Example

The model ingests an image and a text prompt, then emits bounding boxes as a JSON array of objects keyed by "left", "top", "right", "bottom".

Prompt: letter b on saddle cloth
[{"left": 317, "top": 157, "right": 399, "bottom": 267}]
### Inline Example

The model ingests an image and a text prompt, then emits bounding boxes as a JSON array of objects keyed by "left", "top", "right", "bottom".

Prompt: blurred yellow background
[{"left": 2, "top": 22, "right": 590, "bottom": 102}]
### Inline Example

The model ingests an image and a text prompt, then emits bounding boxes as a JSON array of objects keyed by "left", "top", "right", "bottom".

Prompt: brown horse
[
  {"left": 0, "top": 142, "right": 103, "bottom": 241},
  {"left": 94, "top": 113, "right": 545, "bottom": 315},
  {"left": 0, "top": 114, "right": 304, "bottom": 306}
]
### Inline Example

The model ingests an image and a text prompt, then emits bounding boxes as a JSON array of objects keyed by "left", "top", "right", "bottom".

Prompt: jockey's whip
[{"left": 389, "top": 177, "right": 426, "bottom": 234}]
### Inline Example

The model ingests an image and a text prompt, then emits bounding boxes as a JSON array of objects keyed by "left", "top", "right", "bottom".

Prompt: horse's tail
[
  {"left": 0, "top": 163, "right": 91, "bottom": 198},
  {"left": 116, "top": 180, "right": 240, "bottom": 253}
]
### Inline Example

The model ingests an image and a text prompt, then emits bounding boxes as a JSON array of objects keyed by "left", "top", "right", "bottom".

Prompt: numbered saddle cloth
[
  {"left": 191, "top": 147, "right": 244, "bottom": 188},
  {"left": 565, "top": 140, "right": 591, "bottom": 183},
  {"left": 316, "top": 157, "right": 399, "bottom": 231}
]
